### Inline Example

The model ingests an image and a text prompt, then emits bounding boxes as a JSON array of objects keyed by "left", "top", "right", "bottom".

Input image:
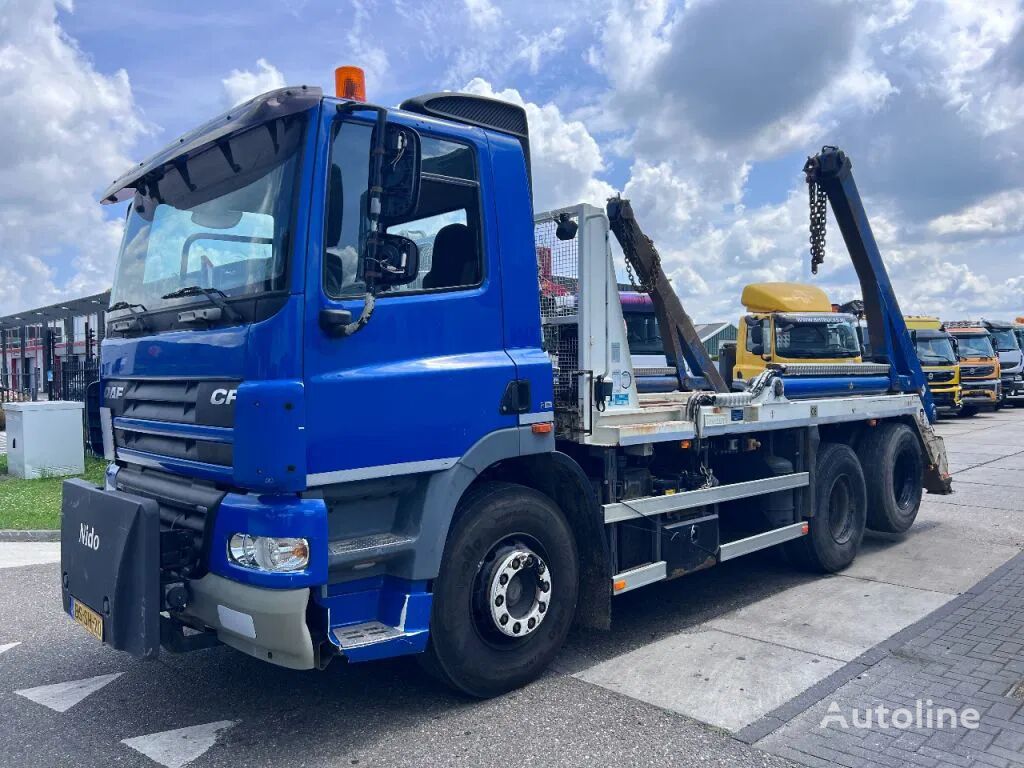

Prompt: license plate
[{"left": 71, "top": 598, "right": 103, "bottom": 642}]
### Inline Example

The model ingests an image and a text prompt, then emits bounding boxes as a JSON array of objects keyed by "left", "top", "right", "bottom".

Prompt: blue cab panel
[{"left": 301, "top": 103, "right": 537, "bottom": 481}]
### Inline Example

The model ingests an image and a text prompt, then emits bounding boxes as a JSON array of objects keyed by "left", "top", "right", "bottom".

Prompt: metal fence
[
  {"left": 0, "top": 360, "right": 99, "bottom": 404},
  {"left": 58, "top": 360, "right": 100, "bottom": 403}
]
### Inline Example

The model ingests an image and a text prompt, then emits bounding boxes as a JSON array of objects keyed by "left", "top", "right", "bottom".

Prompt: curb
[{"left": 0, "top": 529, "right": 59, "bottom": 542}]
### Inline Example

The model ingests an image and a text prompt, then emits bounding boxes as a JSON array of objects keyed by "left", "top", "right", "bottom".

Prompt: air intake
[{"left": 400, "top": 92, "right": 531, "bottom": 188}]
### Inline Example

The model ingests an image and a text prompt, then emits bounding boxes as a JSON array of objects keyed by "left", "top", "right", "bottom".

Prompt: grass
[{"left": 0, "top": 453, "right": 107, "bottom": 530}]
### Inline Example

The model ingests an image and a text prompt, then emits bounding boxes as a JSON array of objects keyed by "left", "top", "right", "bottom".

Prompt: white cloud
[
  {"left": 0, "top": 0, "right": 145, "bottom": 314},
  {"left": 464, "top": 0, "right": 502, "bottom": 29},
  {"left": 621, "top": 161, "right": 701, "bottom": 237},
  {"left": 462, "top": 78, "right": 615, "bottom": 212},
  {"left": 929, "top": 190, "right": 1024, "bottom": 237},
  {"left": 517, "top": 27, "right": 566, "bottom": 76},
  {"left": 221, "top": 59, "right": 285, "bottom": 108}
]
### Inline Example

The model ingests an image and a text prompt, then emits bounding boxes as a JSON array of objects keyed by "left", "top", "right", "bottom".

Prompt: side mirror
[
  {"left": 750, "top": 342, "right": 764, "bottom": 356},
  {"left": 378, "top": 124, "right": 420, "bottom": 219},
  {"left": 371, "top": 234, "right": 420, "bottom": 287}
]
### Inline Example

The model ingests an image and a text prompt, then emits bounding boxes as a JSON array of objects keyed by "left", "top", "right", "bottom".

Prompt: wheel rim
[
  {"left": 893, "top": 446, "right": 920, "bottom": 510},
  {"left": 827, "top": 476, "right": 854, "bottom": 544},
  {"left": 472, "top": 535, "right": 552, "bottom": 645}
]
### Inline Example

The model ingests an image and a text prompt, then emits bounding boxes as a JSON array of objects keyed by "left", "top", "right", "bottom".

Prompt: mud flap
[
  {"left": 60, "top": 478, "right": 161, "bottom": 657},
  {"left": 912, "top": 409, "right": 953, "bottom": 494}
]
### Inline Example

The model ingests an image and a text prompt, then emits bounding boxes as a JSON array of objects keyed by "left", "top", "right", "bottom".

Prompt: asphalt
[{"left": 1, "top": 408, "right": 1023, "bottom": 767}]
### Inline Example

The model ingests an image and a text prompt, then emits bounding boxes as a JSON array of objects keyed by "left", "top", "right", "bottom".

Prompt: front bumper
[
  {"left": 929, "top": 387, "right": 962, "bottom": 410},
  {"left": 1001, "top": 373, "right": 1024, "bottom": 397},
  {"left": 60, "top": 477, "right": 322, "bottom": 670},
  {"left": 961, "top": 379, "right": 1000, "bottom": 404},
  {"left": 180, "top": 574, "right": 315, "bottom": 670}
]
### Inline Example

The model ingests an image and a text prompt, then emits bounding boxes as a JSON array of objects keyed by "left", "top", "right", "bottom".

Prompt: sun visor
[{"left": 99, "top": 86, "right": 322, "bottom": 204}]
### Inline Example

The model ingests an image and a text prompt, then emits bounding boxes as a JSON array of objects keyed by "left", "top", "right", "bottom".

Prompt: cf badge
[{"left": 210, "top": 388, "right": 237, "bottom": 406}]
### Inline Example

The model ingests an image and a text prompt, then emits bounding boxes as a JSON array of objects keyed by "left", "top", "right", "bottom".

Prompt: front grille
[
  {"left": 105, "top": 378, "right": 239, "bottom": 467},
  {"left": 962, "top": 366, "right": 995, "bottom": 378},
  {"left": 926, "top": 370, "right": 954, "bottom": 383},
  {"left": 116, "top": 430, "right": 232, "bottom": 465},
  {"left": 116, "top": 465, "right": 226, "bottom": 577}
]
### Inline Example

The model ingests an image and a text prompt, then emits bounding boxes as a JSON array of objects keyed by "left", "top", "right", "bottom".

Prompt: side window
[
  {"left": 386, "top": 209, "right": 468, "bottom": 291},
  {"left": 323, "top": 126, "right": 483, "bottom": 299},
  {"left": 387, "top": 136, "right": 482, "bottom": 293},
  {"left": 324, "top": 121, "right": 374, "bottom": 299},
  {"left": 745, "top": 318, "right": 765, "bottom": 353}
]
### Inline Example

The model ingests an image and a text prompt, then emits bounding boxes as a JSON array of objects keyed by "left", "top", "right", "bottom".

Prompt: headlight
[{"left": 228, "top": 534, "right": 310, "bottom": 572}]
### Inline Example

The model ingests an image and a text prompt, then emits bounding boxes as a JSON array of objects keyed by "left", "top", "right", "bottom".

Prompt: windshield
[
  {"left": 990, "top": 328, "right": 1019, "bottom": 352},
  {"left": 109, "top": 114, "right": 307, "bottom": 315},
  {"left": 774, "top": 318, "right": 861, "bottom": 359},
  {"left": 953, "top": 334, "right": 995, "bottom": 359},
  {"left": 625, "top": 312, "right": 663, "bottom": 356},
  {"left": 1015, "top": 328, "right": 1024, "bottom": 350},
  {"left": 915, "top": 336, "right": 956, "bottom": 365}
]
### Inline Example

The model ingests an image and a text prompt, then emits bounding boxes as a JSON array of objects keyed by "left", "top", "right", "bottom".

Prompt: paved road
[{"left": 2, "top": 409, "right": 1023, "bottom": 767}]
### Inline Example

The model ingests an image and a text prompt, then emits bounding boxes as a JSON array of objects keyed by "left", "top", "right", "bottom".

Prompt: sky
[{"left": 1, "top": 0, "right": 1023, "bottom": 323}]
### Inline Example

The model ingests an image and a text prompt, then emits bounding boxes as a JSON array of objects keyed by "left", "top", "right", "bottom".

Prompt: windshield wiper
[
  {"left": 107, "top": 300, "right": 151, "bottom": 332},
  {"left": 108, "top": 300, "right": 148, "bottom": 313},
  {"left": 161, "top": 285, "right": 242, "bottom": 322}
]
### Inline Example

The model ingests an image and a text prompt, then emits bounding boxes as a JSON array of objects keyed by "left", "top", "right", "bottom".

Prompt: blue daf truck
[{"left": 61, "top": 69, "right": 951, "bottom": 697}]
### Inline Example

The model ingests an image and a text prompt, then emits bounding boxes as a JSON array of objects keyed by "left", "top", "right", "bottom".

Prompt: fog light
[{"left": 228, "top": 534, "right": 310, "bottom": 572}]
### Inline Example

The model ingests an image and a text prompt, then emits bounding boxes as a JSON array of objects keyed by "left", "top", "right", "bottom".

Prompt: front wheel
[
  {"left": 420, "top": 482, "right": 579, "bottom": 698},
  {"left": 785, "top": 442, "right": 867, "bottom": 573}
]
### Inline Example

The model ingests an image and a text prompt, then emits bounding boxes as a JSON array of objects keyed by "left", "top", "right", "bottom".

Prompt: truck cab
[
  {"left": 944, "top": 322, "right": 1001, "bottom": 414},
  {"left": 904, "top": 316, "right": 961, "bottom": 413},
  {"left": 980, "top": 320, "right": 1023, "bottom": 402},
  {"left": 621, "top": 291, "right": 667, "bottom": 369},
  {"left": 733, "top": 283, "right": 862, "bottom": 387}
]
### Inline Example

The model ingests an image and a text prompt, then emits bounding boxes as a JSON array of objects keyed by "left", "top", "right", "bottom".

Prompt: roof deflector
[{"left": 99, "top": 86, "right": 322, "bottom": 204}]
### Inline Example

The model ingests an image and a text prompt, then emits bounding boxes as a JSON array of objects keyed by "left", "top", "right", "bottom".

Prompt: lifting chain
[
  {"left": 624, "top": 234, "right": 662, "bottom": 294},
  {"left": 808, "top": 177, "right": 827, "bottom": 274}
]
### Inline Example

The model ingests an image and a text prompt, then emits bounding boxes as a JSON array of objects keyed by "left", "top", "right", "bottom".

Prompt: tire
[
  {"left": 419, "top": 481, "right": 579, "bottom": 698},
  {"left": 785, "top": 442, "right": 867, "bottom": 573},
  {"left": 857, "top": 423, "right": 924, "bottom": 534},
  {"left": 959, "top": 406, "right": 978, "bottom": 417}
]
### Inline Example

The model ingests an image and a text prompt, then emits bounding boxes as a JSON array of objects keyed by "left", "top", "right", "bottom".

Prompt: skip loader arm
[
  {"left": 606, "top": 197, "right": 728, "bottom": 393},
  {"left": 803, "top": 146, "right": 951, "bottom": 494}
]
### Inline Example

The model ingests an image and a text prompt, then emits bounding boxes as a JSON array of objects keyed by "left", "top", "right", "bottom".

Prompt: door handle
[{"left": 319, "top": 308, "right": 353, "bottom": 337}]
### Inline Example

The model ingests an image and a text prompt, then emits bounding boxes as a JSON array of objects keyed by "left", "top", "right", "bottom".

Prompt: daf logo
[
  {"left": 210, "top": 388, "right": 237, "bottom": 406},
  {"left": 79, "top": 524, "right": 100, "bottom": 551},
  {"left": 104, "top": 385, "right": 125, "bottom": 400}
]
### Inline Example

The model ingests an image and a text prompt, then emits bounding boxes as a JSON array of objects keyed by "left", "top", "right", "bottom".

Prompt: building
[
  {"left": 697, "top": 322, "right": 739, "bottom": 359},
  {"left": 0, "top": 291, "right": 109, "bottom": 400}
]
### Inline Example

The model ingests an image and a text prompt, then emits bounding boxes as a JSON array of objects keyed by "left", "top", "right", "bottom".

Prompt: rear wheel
[
  {"left": 785, "top": 442, "right": 866, "bottom": 572},
  {"left": 858, "top": 423, "right": 924, "bottom": 534},
  {"left": 419, "top": 482, "right": 578, "bottom": 698}
]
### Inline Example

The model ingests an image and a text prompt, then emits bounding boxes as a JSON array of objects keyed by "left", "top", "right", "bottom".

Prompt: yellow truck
[
  {"left": 944, "top": 322, "right": 1001, "bottom": 415},
  {"left": 904, "top": 316, "right": 962, "bottom": 414},
  {"left": 732, "top": 283, "right": 862, "bottom": 387}
]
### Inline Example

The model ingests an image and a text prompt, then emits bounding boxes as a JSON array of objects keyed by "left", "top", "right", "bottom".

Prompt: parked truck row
[
  {"left": 61, "top": 67, "right": 952, "bottom": 697},
  {"left": 626, "top": 286, "right": 1022, "bottom": 420}
]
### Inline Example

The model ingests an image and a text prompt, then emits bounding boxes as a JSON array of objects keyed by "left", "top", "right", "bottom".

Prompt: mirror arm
[
  {"left": 332, "top": 101, "right": 389, "bottom": 338},
  {"left": 363, "top": 106, "right": 389, "bottom": 287}
]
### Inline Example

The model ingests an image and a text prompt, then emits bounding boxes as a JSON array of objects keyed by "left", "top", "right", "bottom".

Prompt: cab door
[{"left": 302, "top": 108, "right": 517, "bottom": 485}]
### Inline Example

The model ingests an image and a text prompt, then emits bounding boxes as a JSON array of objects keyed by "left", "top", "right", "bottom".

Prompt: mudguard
[{"left": 60, "top": 479, "right": 161, "bottom": 657}]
